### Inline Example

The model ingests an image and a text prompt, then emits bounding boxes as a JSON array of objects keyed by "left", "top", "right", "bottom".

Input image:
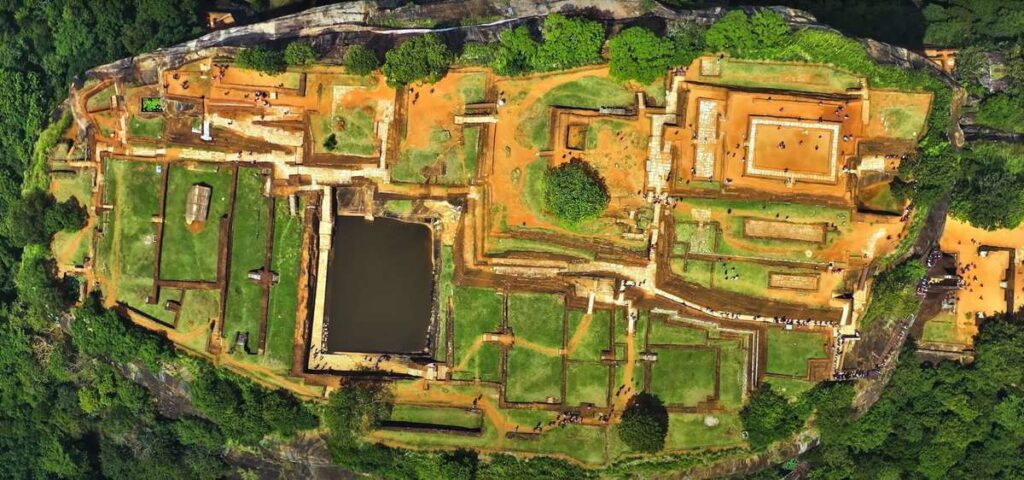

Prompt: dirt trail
[{"left": 564, "top": 313, "right": 593, "bottom": 353}]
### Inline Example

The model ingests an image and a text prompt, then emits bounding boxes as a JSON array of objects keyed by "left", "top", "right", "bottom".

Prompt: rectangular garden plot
[
  {"left": 222, "top": 168, "right": 272, "bottom": 355},
  {"left": 765, "top": 328, "right": 830, "bottom": 378},
  {"left": 650, "top": 347, "right": 718, "bottom": 407},
  {"left": 567, "top": 309, "right": 611, "bottom": 361},
  {"left": 450, "top": 287, "right": 504, "bottom": 382},
  {"left": 159, "top": 164, "right": 232, "bottom": 282},
  {"left": 565, "top": 361, "right": 609, "bottom": 407},
  {"left": 505, "top": 347, "right": 562, "bottom": 403}
]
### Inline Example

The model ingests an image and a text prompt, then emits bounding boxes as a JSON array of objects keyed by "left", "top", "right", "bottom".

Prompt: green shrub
[
  {"left": 342, "top": 45, "right": 380, "bottom": 75},
  {"left": 543, "top": 159, "right": 610, "bottom": 224},
  {"left": 860, "top": 260, "right": 926, "bottom": 327},
  {"left": 235, "top": 46, "right": 286, "bottom": 74},
  {"left": 284, "top": 41, "right": 317, "bottom": 67},
  {"left": 740, "top": 383, "right": 811, "bottom": 450},
  {"left": 382, "top": 34, "right": 452, "bottom": 86},
  {"left": 609, "top": 27, "right": 674, "bottom": 83},
  {"left": 458, "top": 41, "right": 499, "bottom": 66}
]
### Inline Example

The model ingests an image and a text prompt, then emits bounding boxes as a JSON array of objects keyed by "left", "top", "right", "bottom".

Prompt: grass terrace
[
  {"left": 765, "top": 328, "right": 829, "bottom": 378},
  {"left": 159, "top": 165, "right": 232, "bottom": 282},
  {"left": 95, "top": 160, "right": 162, "bottom": 314},
  {"left": 516, "top": 76, "right": 635, "bottom": 150},
  {"left": 222, "top": 168, "right": 271, "bottom": 354},
  {"left": 450, "top": 287, "right": 503, "bottom": 382}
]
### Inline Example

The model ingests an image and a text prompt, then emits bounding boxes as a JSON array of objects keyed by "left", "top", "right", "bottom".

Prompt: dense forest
[{"left": 1, "top": 0, "right": 1024, "bottom": 478}]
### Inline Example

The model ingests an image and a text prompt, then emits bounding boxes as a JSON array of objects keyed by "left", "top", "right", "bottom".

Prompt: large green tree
[
  {"left": 740, "top": 383, "right": 811, "bottom": 450},
  {"left": 382, "top": 34, "right": 453, "bottom": 86},
  {"left": 235, "top": 46, "right": 287, "bottom": 74},
  {"left": 543, "top": 159, "right": 610, "bottom": 224},
  {"left": 609, "top": 27, "right": 674, "bottom": 83},
  {"left": 342, "top": 45, "right": 380, "bottom": 75},
  {"left": 531, "top": 14, "right": 605, "bottom": 71},
  {"left": 618, "top": 393, "right": 669, "bottom": 452}
]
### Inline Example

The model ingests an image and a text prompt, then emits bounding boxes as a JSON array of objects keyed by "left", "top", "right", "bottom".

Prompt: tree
[
  {"left": 44, "top": 197, "right": 86, "bottom": 234},
  {"left": 618, "top": 393, "right": 668, "bottom": 452},
  {"left": 950, "top": 149, "right": 1024, "bottom": 230},
  {"left": 323, "top": 381, "right": 393, "bottom": 447},
  {"left": 543, "top": 159, "right": 610, "bottom": 224},
  {"left": 493, "top": 26, "right": 540, "bottom": 76},
  {"left": 749, "top": 9, "right": 791, "bottom": 50},
  {"left": 284, "top": 41, "right": 317, "bottom": 67},
  {"left": 342, "top": 45, "right": 379, "bottom": 75},
  {"left": 382, "top": 34, "right": 452, "bottom": 87},
  {"left": 4, "top": 189, "right": 59, "bottom": 247},
  {"left": 70, "top": 298, "right": 170, "bottom": 370},
  {"left": 740, "top": 383, "right": 810, "bottom": 450},
  {"left": 531, "top": 14, "right": 605, "bottom": 71},
  {"left": 705, "top": 10, "right": 757, "bottom": 56},
  {"left": 235, "top": 46, "right": 286, "bottom": 75},
  {"left": 668, "top": 23, "right": 707, "bottom": 67},
  {"left": 609, "top": 27, "right": 674, "bottom": 84},
  {"left": 323, "top": 133, "right": 338, "bottom": 151},
  {"left": 15, "top": 245, "right": 76, "bottom": 329}
]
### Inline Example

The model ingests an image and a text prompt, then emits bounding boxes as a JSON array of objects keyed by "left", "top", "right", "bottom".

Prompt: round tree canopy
[
  {"left": 618, "top": 393, "right": 668, "bottom": 453},
  {"left": 543, "top": 159, "right": 610, "bottom": 224}
]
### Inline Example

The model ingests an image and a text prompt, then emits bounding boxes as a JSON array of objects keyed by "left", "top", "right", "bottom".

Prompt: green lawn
[
  {"left": 388, "top": 404, "right": 483, "bottom": 429},
  {"left": 765, "top": 328, "right": 829, "bottom": 378},
  {"left": 128, "top": 116, "right": 165, "bottom": 141},
  {"left": 716, "top": 339, "right": 748, "bottom": 409},
  {"left": 383, "top": 199, "right": 414, "bottom": 215},
  {"left": 505, "top": 423, "right": 607, "bottom": 464},
  {"left": 314, "top": 107, "right": 376, "bottom": 156},
  {"left": 650, "top": 348, "right": 717, "bottom": 406},
  {"left": 265, "top": 199, "right": 304, "bottom": 372},
  {"left": 663, "top": 413, "right": 744, "bottom": 451},
  {"left": 507, "top": 292, "right": 564, "bottom": 348},
  {"left": 176, "top": 289, "right": 220, "bottom": 352},
  {"left": 565, "top": 361, "right": 609, "bottom": 407},
  {"left": 131, "top": 288, "right": 181, "bottom": 326},
  {"left": 51, "top": 229, "right": 89, "bottom": 267},
  {"left": 486, "top": 236, "right": 597, "bottom": 260},
  {"left": 878, "top": 104, "right": 926, "bottom": 139},
  {"left": 675, "top": 198, "right": 850, "bottom": 226},
  {"left": 96, "top": 160, "right": 161, "bottom": 310},
  {"left": 585, "top": 119, "right": 630, "bottom": 150},
  {"left": 457, "top": 73, "right": 487, "bottom": 104},
  {"left": 222, "top": 168, "right": 271, "bottom": 354},
  {"left": 159, "top": 165, "right": 232, "bottom": 282},
  {"left": 648, "top": 316, "right": 708, "bottom": 346},
  {"left": 920, "top": 312, "right": 960, "bottom": 344},
  {"left": 702, "top": 58, "right": 863, "bottom": 94},
  {"left": 51, "top": 170, "right": 94, "bottom": 203},
  {"left": 86, "top": 85, "right": 115, "bottom": 111},
  {"left": 674, "top": 258, "right": 713, "bottom": 288},
  {"left": 434, "top": 246, "right": 455, "bottom": 362},
  {"left": 392, "top": 128, "right": 475, "bottom": 185},
  {"left": 463, "top": 126, "right": 480, "bottom": 179},
  {"left": 764, "top": 376, "right": 817, "bottom": 401},
  {"left": 567, "top": 309, "right": 611, "bottom": 361},
  {"left": 505, "top": 347, "right": 562, "bottom": 403},
  {"left": 517, "top": 76, "right": 635, "bottom": 150},
  {"left": 451, "top": 287, "right": 503, "bottom": 382}
]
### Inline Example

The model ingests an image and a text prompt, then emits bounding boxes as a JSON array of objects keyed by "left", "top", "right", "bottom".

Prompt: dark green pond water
[{"left": 324, "top": 216, "right": 433, "bottom": 354}]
